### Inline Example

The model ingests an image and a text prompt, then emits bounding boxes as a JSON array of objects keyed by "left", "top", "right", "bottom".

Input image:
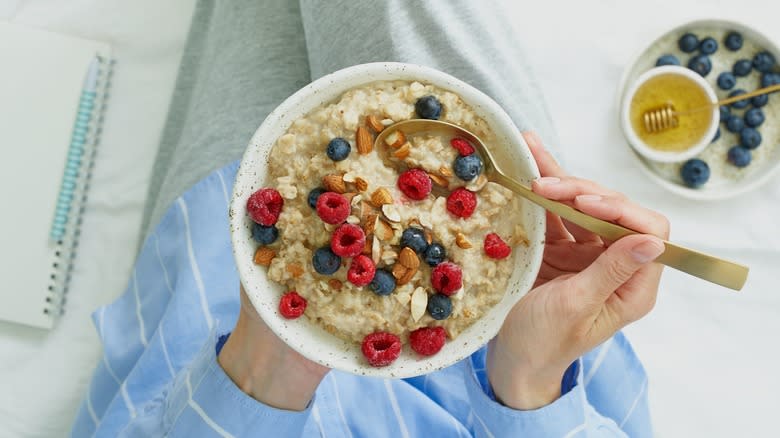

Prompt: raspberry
[
  {"left": 316, "top": 192, "right": 350, "bottom": 224},
  {"left": 331, "top": 224, "right": 366, "bottom": 258},
  {"left": 409, "top": 326, "right": 446, "bottom": 356},
  {"left": 247, "top": 188, "right": 284, "bottom": 226},
  {"left": 279, "top": 291, "right": 306, "bottom": 319},
  {"left": 397, "top": 168, "right": 432, "bottom": 200},
  {"left": 484, "top": 233, "right": 512, "bottom": 259},
  {"left": 347, "top": 254, "right": 376, "bottom": 287},
  {"left": 361, "top": 332, "right": 402, "bottom": 367},
  {"left": 446, "top": 188, "right": 477, "bottom": 218},
  {"left": 431, "top": 262, "right": 462, "bottom": 295},
  {"left": 450, "top": 138, "right": 475, "bottom": 156}
]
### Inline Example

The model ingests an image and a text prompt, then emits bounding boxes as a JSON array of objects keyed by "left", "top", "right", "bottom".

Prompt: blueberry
[
  {"left": 724, "top": 32, "right": 743, "bottom": 51},
  {"left": 427, "top": 294, "right": 452, "bottom": 320},
  {"left": 762, "top": 72, "right": 780, "bottom": 88},
  {"left": 712, "top": 127, "right": 721, "bottom": 143},
  {"left": 751, "top": 94, "right": 769, "bottom": 108},
  {"left": 678, "top": 33, "right": 699, "bottom": 53},
  {"left": 680, "top": 159, "right": 710, "bottom": 188},
  {"left": 368, "top": 269, "right": 396, "bottom": 296},
  {"left": 312, "top": 247, "right": 341, "bottom": 275},
  {"left": 453, "top": 154, "right": 483, "bottom": 182},
  {"left": 687, "top": 55, "right": 711, "bottom": 76},
  {"left": 423, "top": 243, "right": 446, "bottom": 267},
  {"left": 719, "top": 105, "right": 731, "bottom": 122},
  {"left": 307, "top": 187, "right": 326, "bottom": 209},
  {"left": 656, "top": 54, "right": 680, "bottom": 66},
  {"left": 699, "top": 37, "right": 718, "bottom": 55},
  {"left": 326, "top": 137, "right": 351, "bottom": 161},
  {"left": 733, "top": 59, "right": 752, "bottom": 77},
  {"left": 252, "top": 223, "right": 279, "bottom": 245},
  {"left": 753, "top": 51, "right": 775, "bottom": 73},
  {"left": 727, "top": 146, "right": 752, "bottom": 167},
  {"left": 728, "top": 89, "right": 749, "bottom": 109},
  {"left": 716, "top": 72, "right": 736, "bottom": 90},
  {"left": 726, "top": 116, "right": 744, "bottom": 133},
  {"left": 415, "top": 95, "right": 443, "bottom": 120},
  {"left": 744, "top": 108, "right": 765, "bottom": 127},
  {"left": 740, "top": 128, "right": 762, "bottom": 149},
  {"left": 400, "top": 228, "right": 428, "bottom": 254}
]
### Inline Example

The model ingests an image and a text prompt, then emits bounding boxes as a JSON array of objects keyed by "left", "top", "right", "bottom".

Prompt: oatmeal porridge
[{"left": 245, "top": 80, "right": 528, "bottom": 366}]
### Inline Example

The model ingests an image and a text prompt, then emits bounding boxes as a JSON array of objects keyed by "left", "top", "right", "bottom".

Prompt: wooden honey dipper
[{"left": 643, "top": 83, "right": 780, "bottom": 133}]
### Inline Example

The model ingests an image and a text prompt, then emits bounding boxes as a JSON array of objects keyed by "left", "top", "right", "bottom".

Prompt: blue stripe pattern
[{"left": 71, "top": 161, "right": 652, "bottom": 437}]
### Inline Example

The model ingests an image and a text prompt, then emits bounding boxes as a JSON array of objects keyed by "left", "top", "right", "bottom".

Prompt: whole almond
[
  {"left": 253, "top": 247, "right": 275, "bottom": 266},
  {"left": 375, "top": 218, "right": 394, "bottom": 241},
  {"left": 322, "top": 174, "right": 346, "bottom": 193},
  {"left": 393, "top": 142, "right": 411, "bottom": 159},
  {"left": 410, "top": 287, "right": 428, "bottom": 322},
  {"left": 399, "top": 247, "right": 420, "bottom": 270},
  {"left": 354, "top": 177, "right": 369, "bottom": 192},
  {"left": 366, "top": 115, "right": 385, "bottom": 133},
  {"left": 356, "top": 126, "right": 373, "bottom": 155},
  {"left": 428, "top": 172, "right": 448, "bottom": 187},
  {"left": 439, "top": 165, "right": 453, "bottom": 177},
  {"left": 370, "top": 187, "right": 393, "bottom": 207},
  {"left": 384, "top": 130, "right": 406, "bottom": 148},
  {"left": 392, "top": 263, "right": 408, "bottom": 281},
  {"left": 286, "top": 263, "right": 304, "bottom": 278},
  {"left": 328, "top": 279, "right": 343, "bottom": 290},
  {"left": 399, "top": 266, "right": 416, "bottom": 285},
  {"left": 455, "top": 232, "right": 473, "bottom": 249}
]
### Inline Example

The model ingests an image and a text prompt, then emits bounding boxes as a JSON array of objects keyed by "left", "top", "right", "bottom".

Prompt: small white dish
[
  {"left": 620, "top": 65, "right": 720, "bottom": 163},
  {"left": 229, "top": 62, "right": 545, "bottom": 378},
  {"left": 617, "top": 18, "right": 780, "bottom": 201}
]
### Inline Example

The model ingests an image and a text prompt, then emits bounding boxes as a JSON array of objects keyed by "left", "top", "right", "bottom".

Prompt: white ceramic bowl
[
  {"left": 617, "top": 19, "right": 780, "bottom": 201},
  {"left": 229, "top": 62, "right": 545, "bottom": 378},
  {"left": 620, "top": 65, "right": 720, "bottom": 163}
]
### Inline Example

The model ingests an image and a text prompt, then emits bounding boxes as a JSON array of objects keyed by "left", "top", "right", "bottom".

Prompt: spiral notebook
[{"left": 0, "top": 22, "right": 112, "bottom": 329}]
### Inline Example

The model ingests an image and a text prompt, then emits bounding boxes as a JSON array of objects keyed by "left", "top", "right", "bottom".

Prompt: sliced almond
[
  {"left": 393, "top": 142, "right": 411, "bottom": 159},
  {"left": 514, "top": 224, "right": 530, "bottom": 246},
  {"left": 455, "top": 232, "right": 473, "bottom": 249},
  {"left": 410, "top": 287, "right": 428, "bottom": 322},
  {"left": 360, "top": 201, "right": 375, "bottom": 220},
  {"left": 328, "top": 279, "right": 343, "bottom": 290},
  {"left": 286, "top": 263, "right": 304, "bottom": 278},
  {"left": 362, "top": 213, "right": 378, "bottom": 235},
  {"left": 439, "top": 165, "right": 453, "bottom": 177},
  {"left": 370, "top": 187, "right": 393, "bottom": 207},
  {"left": 424, "top": 229, "right": 433, "bottom": 245},
  {"left": 362, "top": 238, "right": 372, "bottom": 255},
  {"left": 342, "top": 171, "right": 357, "bottom": 183},
  {"left": 354, "top": 177, "right": 369, "bottom": 192},
  {"left": 399, "top": 247, "right": 420, "bottom": 270},
  {"left": 253, "top": 247, "right": 275, "bottom": 266},
  {"left": 371, "top": 236, "right": 381, "bottom": 264},
  {"left": 381, "top": 204, "right": 401, "bottom": 222},
  {"left": 356, "top": 126, "right": 373, "bottom": 155},
  {"left": 381, "top": 118, "right": 395, "bottom": 127},
  {"left": 428, "top": 172, "right": 449, "bottom": 187},
  {"left": 375, "top": 218, "right": 394, "bottom": 241},
  {"left": 384, "top": 130, "right": 406, "bottom": 148},
  {"left": 366, "top": 115, "right": 384, "bottom": 133},
  {"left": 467, "top": 173, "right": 488, "bottom": 191},
  {"left": 343, "top": 192, "right": 358, "bottom": 204},
  {"left": 322, "top": 174, "right": 346, "bottom": 194},
  {"left": 346, "top": 215, "right": 360, "bottom": 225}
]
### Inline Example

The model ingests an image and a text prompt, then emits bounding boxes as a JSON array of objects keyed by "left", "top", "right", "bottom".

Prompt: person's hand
[
  {"left": 486, "top": 132, "right": 670, "bottom": 410},
  {"left": 218, "top": 286, "right": 330, "bottom": 411}
]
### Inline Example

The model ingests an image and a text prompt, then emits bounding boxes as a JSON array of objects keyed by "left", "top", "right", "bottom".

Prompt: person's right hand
[{"left": 486, "top": 132, "right": 670, "bottom": 410}]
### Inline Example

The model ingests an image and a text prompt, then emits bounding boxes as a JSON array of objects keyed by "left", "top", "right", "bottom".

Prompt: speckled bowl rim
[
  {"left": 616, "top": 18, "right": 780, "bottom": 200},
  {"left": 229, "top": 62, "right": 545, "bottom": 378}
]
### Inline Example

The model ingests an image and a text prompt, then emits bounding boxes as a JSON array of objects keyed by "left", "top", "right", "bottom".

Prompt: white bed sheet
[{"left": 0, "top": 0, "right": 778, "bottom": 436}]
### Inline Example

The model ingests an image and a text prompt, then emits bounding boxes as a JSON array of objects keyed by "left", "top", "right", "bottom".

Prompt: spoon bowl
[{"left": 376, "top": 119, "right": 749, "bottom": 291}]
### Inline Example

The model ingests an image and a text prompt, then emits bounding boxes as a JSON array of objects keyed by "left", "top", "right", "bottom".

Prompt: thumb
[{"left": 573, "top": 234, "right": 665, "bottom": 300}]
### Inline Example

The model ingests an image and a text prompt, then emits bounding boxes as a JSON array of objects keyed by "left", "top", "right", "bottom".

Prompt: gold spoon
[
  {"left": 374, "top": 119, "right": 749, "bottom": 291},
  {"left": 643, "top": 83, "right": 780, "bottom": 133}
]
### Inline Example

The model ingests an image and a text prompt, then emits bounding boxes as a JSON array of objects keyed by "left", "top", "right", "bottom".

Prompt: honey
[{"left": 629, "top": 73, "right": 714, "bottom": 152}]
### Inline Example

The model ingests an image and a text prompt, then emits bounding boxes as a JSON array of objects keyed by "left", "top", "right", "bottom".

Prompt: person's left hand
[{"left": 486, "top": 132, "right": 669, "bottom": 410}]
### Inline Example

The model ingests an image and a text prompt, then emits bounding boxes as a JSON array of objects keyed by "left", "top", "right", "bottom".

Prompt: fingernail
[
  {"left": 535, "top": 176, "right": 560, "bottom": 186},
  {"left": 631, "top": 238, "right": 665, "bottom": 263},
  {"left": 576, "top": 194, "right": 602, "bottom": 203}
]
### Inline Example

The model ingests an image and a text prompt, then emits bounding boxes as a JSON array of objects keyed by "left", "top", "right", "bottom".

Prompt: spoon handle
[{"left": 493, "top": 173, "right": 749, "bottom": 291}]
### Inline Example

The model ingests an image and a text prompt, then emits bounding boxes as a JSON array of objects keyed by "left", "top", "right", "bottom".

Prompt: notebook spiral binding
[{"left": 44, "top": 56, "right": 114, "bottom": 318}]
